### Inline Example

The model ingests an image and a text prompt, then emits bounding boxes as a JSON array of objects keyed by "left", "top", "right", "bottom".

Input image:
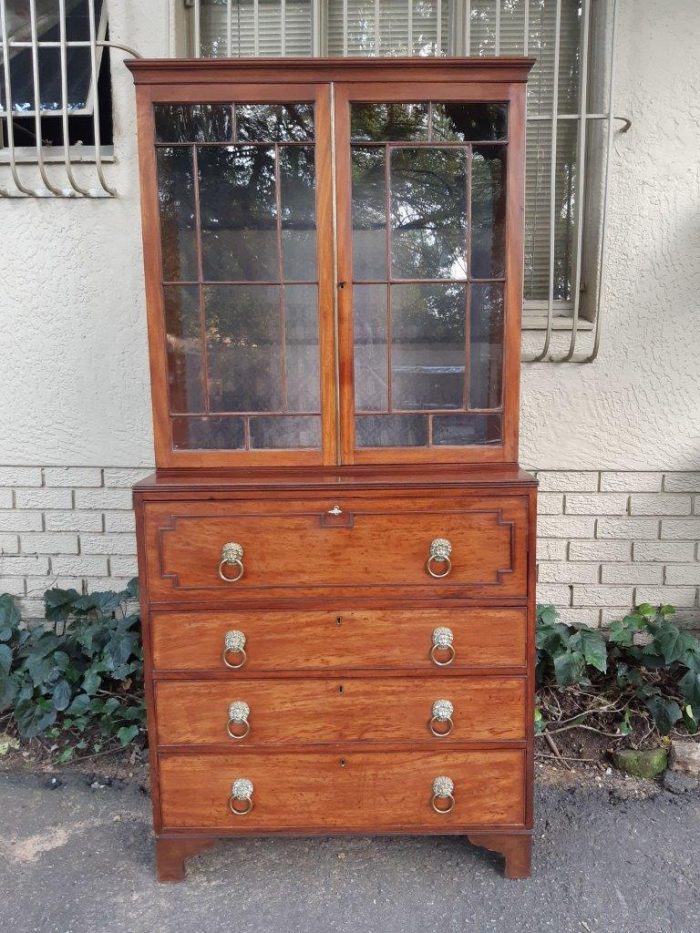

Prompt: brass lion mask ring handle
[{"left": 219, "top": 541, "right": 244, "bottom": 582}]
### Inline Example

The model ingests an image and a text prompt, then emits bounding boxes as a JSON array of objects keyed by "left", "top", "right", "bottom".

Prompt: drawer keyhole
[
  {"left": 339, "top": 758, "right": 346, "bottom": 767},
  {"left": 335, "top": 616, "right": 342, "bottom": 626},
  {"left": 338, "top": 685, "right": 344, "bottom": 694}
]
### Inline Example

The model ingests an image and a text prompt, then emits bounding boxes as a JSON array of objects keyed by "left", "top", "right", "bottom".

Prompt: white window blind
[{"left": 192, "top": 0, "right": 618, "bottom": 361}]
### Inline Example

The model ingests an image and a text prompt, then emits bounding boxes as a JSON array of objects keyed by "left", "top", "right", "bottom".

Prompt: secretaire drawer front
[
  {"left": 142, "top": 495, "right": 529, "bottom": 602},
  {"left": 159, "top": 750, "right": 526, "bottom": 831},
  {"left": 150, "top": 608, "right": 528, "bottom": 672},
  {"left": 155, "top": 677, "right": 527, "bottom": 746}
]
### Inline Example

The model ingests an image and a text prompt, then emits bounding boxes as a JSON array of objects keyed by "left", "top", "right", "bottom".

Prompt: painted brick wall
[{"left": 0, "top": 466, "right": 698, "bottom": 626}]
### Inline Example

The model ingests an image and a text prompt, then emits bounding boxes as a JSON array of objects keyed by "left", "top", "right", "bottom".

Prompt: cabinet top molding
[{"left": 126, "top": 57, "right": 536, "bottom": 87}]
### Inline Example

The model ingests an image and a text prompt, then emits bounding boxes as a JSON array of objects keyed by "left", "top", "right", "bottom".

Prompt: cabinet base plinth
[
  {"left": 467, "top": 832, "right": 532, "bottom": 879},
  {"left": 155, "top": 835, "right": 217, "bottom": 883}
]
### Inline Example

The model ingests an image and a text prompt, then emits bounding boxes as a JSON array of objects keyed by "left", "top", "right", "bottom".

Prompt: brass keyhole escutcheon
[
  {"left": 339, "top": 758, "right": 346, "bottom": 767},
  {"left": 336, "top": 616, "right": 343, "bottom": 626},
  {"left": 338, "top": 684, "right": 344, "bottom": 694}
]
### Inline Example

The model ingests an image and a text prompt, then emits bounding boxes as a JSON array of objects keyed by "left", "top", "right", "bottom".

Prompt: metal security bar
[
  {"left": 189, "top": 0, "right": 620, "bottom": 362},
  {"left": 0, "top": 0, "right": 140, "bottom": 197}
]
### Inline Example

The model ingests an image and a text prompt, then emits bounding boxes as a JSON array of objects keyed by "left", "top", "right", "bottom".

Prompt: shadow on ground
[{"left": 1, "top": 769, "right": 698, "bottom": 933}]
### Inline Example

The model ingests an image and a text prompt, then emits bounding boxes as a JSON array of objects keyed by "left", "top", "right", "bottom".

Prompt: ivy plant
[
  {"left": 536, "top": 603, "right": 700, "bottom": 738},
  {"left": 0, "top": 581, "right": 145, "bottom": 762}
]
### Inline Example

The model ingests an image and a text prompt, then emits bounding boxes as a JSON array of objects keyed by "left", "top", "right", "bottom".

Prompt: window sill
[
  {"left": 0, "top": 145, "right": 115, "bottom": 164},
  {"left": 521, "top": 315, "right": 594, "bottom": 332}
]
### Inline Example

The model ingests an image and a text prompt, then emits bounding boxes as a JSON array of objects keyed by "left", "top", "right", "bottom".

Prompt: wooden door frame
[{"left": 332, "top": 72, "right": 529, "bottom": 466}]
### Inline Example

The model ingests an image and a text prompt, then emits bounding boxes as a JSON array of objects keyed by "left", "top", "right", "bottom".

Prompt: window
[
  {"left": 190, "top": 0, "right": 618, "bottom": 360},
  {"left": 0, "top": 0, "right": 115, "bottom": 197}
]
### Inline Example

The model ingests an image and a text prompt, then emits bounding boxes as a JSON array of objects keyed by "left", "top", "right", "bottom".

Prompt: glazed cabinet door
[
  {"left": 136, "top": 83, "right": 337, "bottom": 467},
  {"left": 334, "top": 81, "right": 525, "bottom": 465}
]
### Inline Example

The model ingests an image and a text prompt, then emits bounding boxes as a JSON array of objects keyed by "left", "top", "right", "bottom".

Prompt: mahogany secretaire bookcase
[{"left": 128, "top": 57, "right": 537, "bottom": 882}]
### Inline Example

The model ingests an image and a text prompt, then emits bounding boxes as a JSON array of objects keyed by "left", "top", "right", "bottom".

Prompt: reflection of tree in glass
[
  {"left": 471, "top": 146, "right": 506, "bottom": 278},
  {"left": 236, "top": 104, "right": 314, "bottom": 142},
  {"left": 350, "top": 103, "right": 428, "bottom": 141},
  {"left": 393, "top": 283, "right": 465, "bottom": 344},
  {"left": 431, "top": 103, "right": 507, "bottom": 142},
  {"left": 198, "top": 146, "right": 277, "bottom": 281},
  {"left": 204, "top": 285, "right": 282, "bottom": 412},
  {"left": 391, "top": 148, "right": 467, "bottom": 280},
  {"left": 157, "top": 147, "right": 197, "bottom": 281}
]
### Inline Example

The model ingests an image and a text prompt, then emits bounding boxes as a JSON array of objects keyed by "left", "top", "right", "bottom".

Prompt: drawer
[
  {"left": 155, "top": 676, "right": 527, "bottom": 746},
  {"left": 142, "top": 494, "right": 529, "bottom": 603},
  {"left": 150, "top": 608, "right": 528, "bottom": 672},
  {"left": 159, "top": 749, "right": 526, "bottom": 831}
]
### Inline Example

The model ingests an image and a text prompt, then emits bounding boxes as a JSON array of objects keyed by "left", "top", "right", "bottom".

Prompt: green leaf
[
  {"left": 678, "top": 669, "right": 700, "bottom": 712},
  {"left": 66, "top": 693, "right": 92, "bottom": 716},
  {"left": 682, "top": 704, "right": 698, "bottom": 735},
  {"left": 618, "top": 709, "right": 632, "bottom": 736},
  {"left": 643, "top": 695, "right": 682, "bottom": 736},
  {"left": 51, "top": 679, "right": 72, "bottom": 711},
  {"left": 654, "top": 625, "right": 698, "bottom": 666},
  {"left": 26, "top": 652, "right": 54, "bottom": 688},
  {"left": 0, "top": 643, "right": 12, "bottom": 677},
  {"left": 116, "top": 725, "right": 139, "bottom": 747},
  {"left": 82, "top": 669, "right": 102, "bottom": 696},
  {"left": 44, "top": 588, "right": 81, "bottom": 622},
  {"left": 0, "top": 594, "right": 21, "bottom": 641},
  {"left": 553, "top": 651, "right": 586, "bottom": 687},
  {"left": 534, "top": 708, "right": 546, "bottom": 734},
  {"left": 578, "top": 629, "right": 607, "bottom": 673},
  {"left": 537, "top": 604, "right": 558, "bottom": 626},
  {"left": 14, "top": 699, "right": 57, "bottom": 738},
  {"left": 58, "top": 747, "right": 75, "bottom": 763},
  {"left": 636, "top": 603, "right": 656, "bottom": 618}
]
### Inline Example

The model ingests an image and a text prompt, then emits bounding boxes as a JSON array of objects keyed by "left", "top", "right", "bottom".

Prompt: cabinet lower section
[{"left": 134, "top": 468, "right": 537, "bottom": 883}]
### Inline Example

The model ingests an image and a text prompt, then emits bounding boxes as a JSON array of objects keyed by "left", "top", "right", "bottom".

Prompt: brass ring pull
[
  {"left": 218, "top": 542, "right": 244, "bottom": 583},
  {"left": 430, "top": 626, "right": 456, "bottom": 666},
  {"left": 426, "top": 538, "right": 452, "bottom": 578},
  {"left": 429, "top": 698, "right": 454, "bottom": 737},
  {"left": 226, "top": 700, "right": 251, "bottom": 740},
  {"left": 223, "top": 630, "right": 247, "bottom": 669},
  {"left": 228, "top": 777, "right": 254, "bottom": 816},
  {"left": 432, "top": 775, "right": 455, "bottom": 814}
]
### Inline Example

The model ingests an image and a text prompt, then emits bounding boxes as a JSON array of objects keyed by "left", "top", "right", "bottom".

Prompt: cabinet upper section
[{"left": 128, "top": 59, "right": 533, "bottom": 469}]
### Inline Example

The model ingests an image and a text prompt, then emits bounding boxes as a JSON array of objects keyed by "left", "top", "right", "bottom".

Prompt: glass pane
[
  {"left": 280, "top": 146, "right": 317, "bottom": 281},
  {"left": 356, "top": 415, "right": 428, "bottom": 448},
  {"left": 157, "top": 148, "right": 197, "bottom": 282},
  {"left": 352, "top": 147, "right": 387, "bottom": 281},
  {"left": 204, "top": 285, "right": 282, "bottom": 412},
  {"left": 431, "top": 103, "right": 507, "bottom": 142},
  {"left": 432, "top": 414, "right": 502, "bottom": 446},
  {"left": 198, "top": 146, "right": 278, "bottom": 281},
  {"left": 391, "top": 148, "right": 467, "bottom": 280},
  {"left": 392, "top": 284, "right": 465, "bottom": 410},
  {"left": 171, "top": 416, "right": 245, "bottom": 450},
  {"left": 285, "top": 285, "right": 321, "bottom": 412},
  {"left": 164, "top": 286, "right": 203, "bottom": 413},
  {"left": 250, "top": 415, "right": 321, "bottom": 449},
  {"left": 155, "top": 104, "right": 233, "bottom": 143},
  {"left": 350, "top": 104, "right": 429, "bottom": 141},
  {"left": 354, "top": 285, "right": 388, "bottom": 412},
  {"left": 470, "top": 284, "right": 504, "bottom": 409},
  {"left": 471, "top": 146, "right": 506, "bottom": 279},
  {"left": 236, "top": 104, "right": 314, "bottom": 141}
]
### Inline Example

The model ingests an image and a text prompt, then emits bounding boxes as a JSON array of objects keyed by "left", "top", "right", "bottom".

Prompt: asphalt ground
[{"left": 1, "top": 768, "right": 698, "bottom": 933}]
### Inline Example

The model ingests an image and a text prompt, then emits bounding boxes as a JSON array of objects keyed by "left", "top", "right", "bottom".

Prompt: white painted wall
[{"left": 0, "top": 0, "right": 699, "bottom": 473}]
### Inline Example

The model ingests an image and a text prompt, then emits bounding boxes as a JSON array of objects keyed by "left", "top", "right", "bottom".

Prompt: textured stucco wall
[{"left": 0, "top": 1, "right": 699, "bottom": 472}]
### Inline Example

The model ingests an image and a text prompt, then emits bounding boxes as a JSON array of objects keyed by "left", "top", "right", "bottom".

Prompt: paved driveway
[{"left": 0, "top": 768, "right": 698, "bottom": 933}]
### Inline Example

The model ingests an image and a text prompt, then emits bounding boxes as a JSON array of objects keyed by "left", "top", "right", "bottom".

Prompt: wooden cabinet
[{"left": 129, "top": 58, "right": 536, "bottom": 882}]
